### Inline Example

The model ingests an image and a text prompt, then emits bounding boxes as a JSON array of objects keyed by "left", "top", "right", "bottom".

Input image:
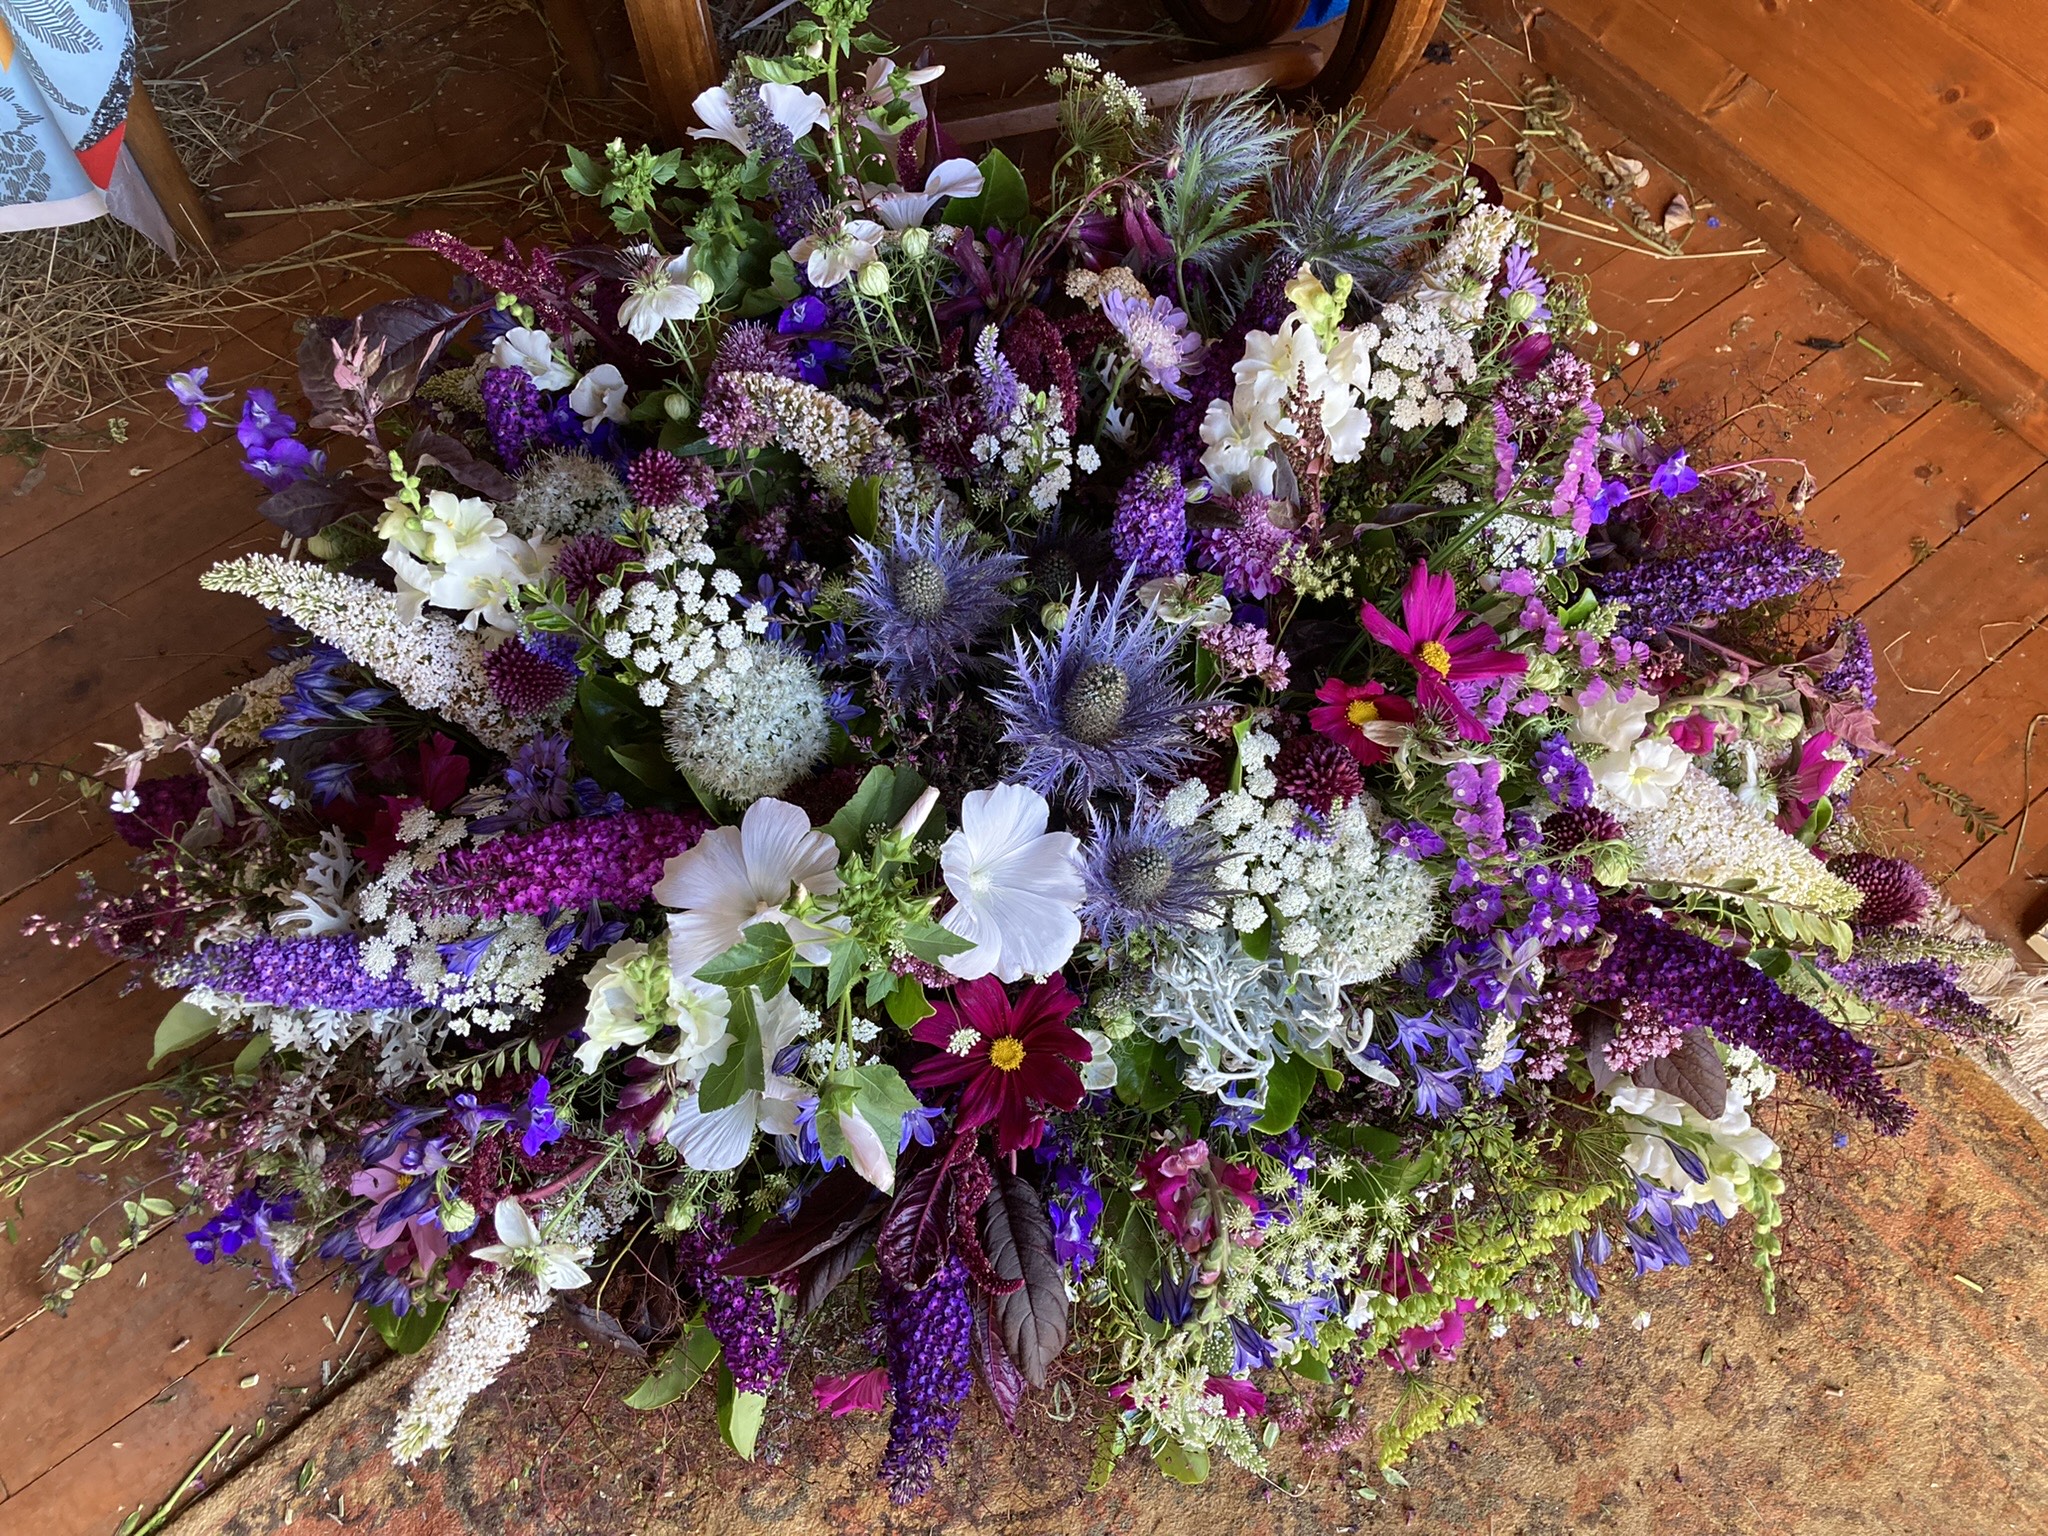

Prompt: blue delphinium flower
[
  {"left": 1230, "top": 1314, "right": 1279, "bottom": 1371},
  {"left": 996, "top": 574, "right": 1198, "bottom": 803},
  {"left": 1412, "top": 1062, "right": 1466, "bottom": 1119},
  {"left": 1079, "top": 795, "right": 1223, "bottom": 947},
  {"left": 848, "top": 508, "right": 1020, "bottom": 697},
  {"left": 187, "top": 1183, "right": 298, "bottom": 1289},
  {"left": 521, "top": 1077, "right": 566, "bottom": 1156}
]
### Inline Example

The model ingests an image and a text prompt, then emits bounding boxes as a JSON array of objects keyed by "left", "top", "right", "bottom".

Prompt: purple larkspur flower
[
  {"left": 876, "top": 1256, "right": 975, "bottom": 1501},
  {"left": 187, "top": 1183, "right": 298, "bottom": 1289},
  {"left": 167, "top": 367, "right": 229, "bottom": 431},
  {"left": 1593, "top": 526, "right": 1842, "bottom": 635}
]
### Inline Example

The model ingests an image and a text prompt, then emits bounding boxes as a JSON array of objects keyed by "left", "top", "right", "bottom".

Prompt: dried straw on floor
[{"left": 1919, "top": 895, "right": 2048, "bottom": 1130}]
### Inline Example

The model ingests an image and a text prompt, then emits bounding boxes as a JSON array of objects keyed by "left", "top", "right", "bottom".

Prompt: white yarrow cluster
[
  {"left": 586, "top": 509, "right": 766, "bottom": 708},
  {"left": 1602, "top": 766, "right": 1860, "bottom": 917},
  {"left": 200, "top": 556, "right": 523, "bottom": 750},
  {"left": 389, "top": 1270, "right": 551, "bottom": 1465},
  {"left": 662, "top": 638, "right": 831, "bottom": 802}
]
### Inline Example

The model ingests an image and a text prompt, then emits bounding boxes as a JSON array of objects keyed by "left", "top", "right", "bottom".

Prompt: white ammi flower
[
  {"left": 652, "top": 797, "right": 844, "bottom": 982},
  {"left": 468, "top": 1198, "right": 593, "bottom": 1291},
  {"left": 490, "top": 326, "right": 574, "bottom": 390},
  {"left": 937, "top": 782, "right": 1085, "bottom": 982}
]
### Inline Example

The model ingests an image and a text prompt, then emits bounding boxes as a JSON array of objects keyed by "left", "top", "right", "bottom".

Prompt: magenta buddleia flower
[
  {"left": 1594, "top": 528, "right": 1841, "bottom": 635},
  {"left": 1358, "top": 561, "right": 1528, "bottom": 743},
  {"left": 995, "top": 575, "right": 1198, "bottom": 802},
  {"left": 876, "top": 1256, "right": 975, "bottom": 1501},
  {"left": 420, "top": 810, "right": 708, "bottom": 919}
]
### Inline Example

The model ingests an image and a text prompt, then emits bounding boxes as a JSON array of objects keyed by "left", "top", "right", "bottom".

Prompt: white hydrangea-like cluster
[
  {"left": 201, "top": 556, "right": 523, "bottom": 751},
  {"left": 588, "top": 508, "right": 770, "bottom": 707},
  {"left": 1204, "top": 731, "right": 1437, "bottom": 984},
  {"left": 389, "top": 1270, "right": 552, "bottom": 1465},
  {"left": 662, "top": 638, "right": 832, "bottom": 802},
  {"left": 499, "top": 450, "right": 633, "bottom": 539},
  {"left": 1368, "top": 199, "right": 1516, "bottom": 433},
  {"left": 1603, "top": 766, "right": 1860, "bottom": 917}
]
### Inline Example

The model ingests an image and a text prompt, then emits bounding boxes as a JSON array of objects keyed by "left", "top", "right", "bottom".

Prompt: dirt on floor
[{"left": 169, "top": 1049, "right": 2048, "bottom": 1536}]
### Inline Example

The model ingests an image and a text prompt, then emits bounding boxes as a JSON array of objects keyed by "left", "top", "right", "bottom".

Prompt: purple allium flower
[
  {"left": 1273, "top": 732, "right": 1362, "bottom": 814},
  {"left": 1593, "top": 527, "right": 1842, "bottom": 634},
  {"left": 624, "top": 447, "right": 715, "bottom": 511},
  {"left": 1080, "top": 794, "right": 1223, "bottom": 947},
  {"left": 1828, "top": 852, "right": 1932, "bottom": 929},
  {"left": 1195, "top": 494, "right": 1297, "bottom": 599},
  {"left": 995, "top": 574, "right": 1198, "bottom": 802},
  {"left": 167, "top": 367, "right": 229, "bottom": 431},
  {"left": 481, "top": 365, "right": 552, "bottom": 471},
  {"left": 421, "top": 809, "right": 707, "bottom": 921},
  {"left": 551, "top": 532, "right": 636, "bottom": 606},
  {"left": 1110, "top": 464, "right": 1189, "bottom": 579},
  {"left": 1101, "top": 287, "right": 1203, "bottom": 400},
  {"left": 847, "top": 509, "right": 1020, "bottom": 696},
  {"left": 483, "top": 633, "right": 579, "bottom": 716},
  {"left": 876, "top": 1256, "right": 975, "bottom": 1501},
  {"left": 187, "top": 1183, "right": 298, "bottom": 1289},
  {"left": 1578, "top": 909, "right": 1911, "bottom": 1133},
  {"left": 162, "top": 936, "right": 428, "bottom": 1011},
  {"left": 676, "top": 1219, "right": 789, "bottom": 1395}
]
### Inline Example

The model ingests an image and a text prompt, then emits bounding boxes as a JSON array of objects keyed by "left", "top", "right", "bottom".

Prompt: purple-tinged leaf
[
  {"left": 795, "top": 1226, "right": 874, "bottom": 1318},
  {"left": 976, "top": 1170, "right": 1067, "bottom": 1388},
  {"left": 405, "top": 429, "right": 520, "bottom": 501},
  {"left": 717, "top": 1166, "right": 879, "bottom": 1278},
  {"left": 1634, "top": 1030, "right": 1730, "bottom": 1120},
  {"left": 256, "top": 472, "right": 376, "bottom": 538},
  {"left": 972, "top": 1296, "right": 1025, "bottom": 1428}
]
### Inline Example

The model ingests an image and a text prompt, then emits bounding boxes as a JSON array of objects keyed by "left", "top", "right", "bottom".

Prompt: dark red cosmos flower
[
  {"left": 909, "top": 976, "right": 1088, "bottom": 1154},
  {"left": 1358, "top": 560, "right": 1527, "bottom": 743}
]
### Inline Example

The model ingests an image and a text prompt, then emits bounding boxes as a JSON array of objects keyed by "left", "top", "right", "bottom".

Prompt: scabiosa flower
[
  {"left": 1110, "top": 463, "right": 1189, "bottom": 579},
  {"left": 1358, "top": 561, "right": 1529, "bottom": 742},
  {"left": 1309, "top": 677, "right": 1415, "bottom": 766},
  {"left": 483, "top": 633, "right": 579, "bottom": 716},
  {"left": 848, "top": 510, "right": 1020, "bottom": 696},
  {"left": 876, "top": 1256, "right": 974, "bottom": 1501},
  {"left": 1080, "top": 795, "right": 1224, "bottom": 946},
  {"left": 1829, "top": 852, "right": 1932, "bottom": 929},
  {"left": 1101, "top": 287, "right": 1204, "bottom": 399},
  {"left": 995, "top": 575, "right": 1198, "bottom": 803},
  {"left": 1272, "top": 732, "right": 1363, "bottom": 813},
  {"left": 910, "top": 976, "right": 1089, "bottom": 1154}
]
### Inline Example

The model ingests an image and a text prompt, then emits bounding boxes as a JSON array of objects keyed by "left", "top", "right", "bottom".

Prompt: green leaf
[
  {"left": 1154, "top": 1441, "right": 1211, "bottom": 1485},
  {"left": 698, "top": 987, "right": 765, "bottom": 1112},
  {"left": 822, "top": 764, "right": 928, "bottom": 858},
  {"left": 817, "top": 1063, "right": 924, "bottom": 1186},
  {"left": 1796, "top": 794, "right": 1835, "bottom": 847},
  {"left": 900, "top": 918, "right": 973, "bottom": 966},
  {"left": 1254, "top": 1052, "right": 1318, "bottom": 1134},
  {"left": 742, "top": 54, "right": 821, "bottom": 85},
  {"left": 1290, "top": 1351, "right": 1333, "bottom": 1383},
  {"left": 624, "top": 1322, "right": 722, "bottom": 1409},
  {"left": 716, "top": 1370, "right": 769, "bottom": 1460},
  {"left": 368, "top": 1299, "right": 448, "bottom": 1355},
  {"left": 1239, "top": 920, "right": 1272, "bottom": 963},
  {"left": 694, "top": 922, "right": 796, "bottom": 992},
  {"left": 150, "top": 999, "right": 218, "bottom": 1068},
  {"left": 562, "top": 145, "right": 603, "bottom": 196},
  {"left": 847, "top": 476, "right": 882, "bottom": 543},
  {"left": 824, "top": 936, "right": 862, "bottom": 1007},
  {"left": 945, "top": 146, "right": 1029, "bottom": 232},
  {"left": 572, "top": 672, "right": 673, "bottom": 801},
  {"left": 885, "top": 976, "right": 934, "bottom": 1029},
  {"left": 231, "top": 1033, "right": 271, "bottom": 1083}
]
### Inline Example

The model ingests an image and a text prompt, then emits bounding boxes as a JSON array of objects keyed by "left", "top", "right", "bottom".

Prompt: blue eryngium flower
[
  {"left": 848, "top": 508, "right": 1020, "bottom": 697},
  {"left": 996, "top": 574, "right": 1198, "bottom": 803},
  {"left": 1080, "top": 794, "right": 1223, "bottom": 947}
]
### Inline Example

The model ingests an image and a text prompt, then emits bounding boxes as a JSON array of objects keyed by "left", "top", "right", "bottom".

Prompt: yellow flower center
[
  {"left": 1417, "top": 640, "right": 1453, "bottom": 677},
  {"left": 988, "top": 1036, "right": 1027, "bottom": 1072},
  {"left": 1346, "top": 698, "right": 1380, "bottom": 727}
]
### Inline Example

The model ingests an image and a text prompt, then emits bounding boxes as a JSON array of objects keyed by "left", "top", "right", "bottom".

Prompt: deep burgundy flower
[
  {"left": 909, "top": 976, "right": 1088, "bottom": 1154},
  {"left": 1357, "top": 562, "right": 1527, "bottom": 742}
]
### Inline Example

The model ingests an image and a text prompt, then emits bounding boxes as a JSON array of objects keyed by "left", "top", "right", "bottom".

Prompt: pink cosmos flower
[
  {"left": 1136, "top": 1138, "right": 1261, "bottom": 1254},
  {"left": 1204, "top": 1377, "right": 1267, "bottom": 1418},
  {"left": 1357, "top": 561, "right": 1528, "bottom": 743},
  {"left": 813, "top": 1367, "right": 890, "bottom": 1416},
  {"left": 1309, "top": 677, "right": 1417, "bottom": 767}
]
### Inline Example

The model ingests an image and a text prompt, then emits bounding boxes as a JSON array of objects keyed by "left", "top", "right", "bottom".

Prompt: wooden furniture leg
[
  {"left": 544, "top": 0, "right": 609, "bottom": 99},
  {"left": 1302, "top": 0, "right": 1450, "bottom": 110},
  {"left": 620, "top": 0, "right": 723, "bottom": 141},
  {"left": 123, "top": 82, "right": 215, "bottom": 258}
]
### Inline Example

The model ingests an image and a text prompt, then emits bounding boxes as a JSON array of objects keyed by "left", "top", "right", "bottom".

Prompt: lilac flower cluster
[
  {"left": 876, "top": 1256, "right": 975, "bottom": 1501},
  {"left": 1594, "top": 527, "right": 1843, "bottom": 635},
  {"left": 675, "top": 1220, "right": 788, "bottom": 1395},
  {"left": 187, "top": 1183, "right": 298, "bottom": 1288},
  {"left": 1577, "top": 909, "right": 1911, "bottom": 1132},
  {"left": 165, "top": 935, "right": 428, "bottom": 1011},
  {"left": 424, "top": 809, "right": 708, "bottom": 921}
]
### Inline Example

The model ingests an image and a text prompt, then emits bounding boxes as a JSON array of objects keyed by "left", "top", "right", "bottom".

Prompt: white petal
[
  {"left": 668, "top": 909, "right": 745, "bottom": 985},
  {"left": 536, "top": 1252, "right": 592, "bottom": 1290},
  {"left": 666, "top": 1094, "right": 760, "bottom": 1169},
  {"left": 990, "top": 827, "right": 1086, "bottom": 905},
  {"left": 493, "top": 1197, "right": 539, "bottom": 1248},
  {"left": 963, "top": 886, "right": 1081, "bottom": 981},
  {"left": 652, "top": 825, "right": 748, "bottom": 912},
  {"left": 955, "top": 782, "right": 1050, "bottom": 866},
  {"left": 938, "top": 902, "right": 1001, "bottom": 980},
  {"left": 923, "top": 158, "right": 983, "bottom": 200},
  {"left": 761, "top": 83, "right": 829, "bottom": 140},
  {"left": 739, "top": 798, "right": 842, "bottom": 902},
  {"left": 839, "top": 1109, "right": 895, "bottom": 1193},
  {"left": 688, "top": 87, "right": 750, "bottom": 150}
]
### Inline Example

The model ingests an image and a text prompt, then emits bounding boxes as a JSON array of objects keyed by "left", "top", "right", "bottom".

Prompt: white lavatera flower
[
  {"left": 468, "top": 1198, "right": 592, "bottom": 1291},
  {"left": 652, "top": 797, "right": 844, "bottom": 983},
  {"left": 1589, "top": 736, "right": 1690, "bottom": 811},
  {"left": 1569, "top": 682, "right": 1658, "bottom": 752},
  {"left": 863, "top": 158, "right": 984, "bottom": 230},
  {"left": 791, "top": 218, "right": 886, "bottom": 290},
  {"left": 688, "top": 82, "right": 829, "bottom": 152},
  {"left": 937, "top": 782, "right": 1085, "bottom": 982},
  {"left": 661, "top": 986, "right": 812, "bottom": 1170},
  {"left": 491, "top": 326, "right": 574, "bottom": 390},
  {"left": 568, "top": 363, "right": 629, "bottom": 429}
]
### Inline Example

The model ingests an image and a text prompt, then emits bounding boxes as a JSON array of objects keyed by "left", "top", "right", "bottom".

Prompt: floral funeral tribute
[{"left": 17, "top": 1, "right": 2016, "bottom": 1500}]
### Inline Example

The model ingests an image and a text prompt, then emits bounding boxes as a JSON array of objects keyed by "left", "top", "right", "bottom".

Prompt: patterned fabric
[{"left": 0, "top": 0, "right": 136, "bottom": 228}]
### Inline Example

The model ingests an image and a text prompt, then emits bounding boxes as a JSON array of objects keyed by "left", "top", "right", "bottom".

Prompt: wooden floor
[{"left": 0, "top": 7, "right": 2042, "bottom": 1533}]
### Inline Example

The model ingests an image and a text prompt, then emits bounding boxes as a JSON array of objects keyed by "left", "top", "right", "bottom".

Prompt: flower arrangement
[{"left": 24, "top": 2, "right": 2017, "bottom": 1500}]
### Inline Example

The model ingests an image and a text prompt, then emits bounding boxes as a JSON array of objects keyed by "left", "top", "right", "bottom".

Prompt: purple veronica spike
[{"left": 995, "top": 574, "right": 1199, "bottom": 803}]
